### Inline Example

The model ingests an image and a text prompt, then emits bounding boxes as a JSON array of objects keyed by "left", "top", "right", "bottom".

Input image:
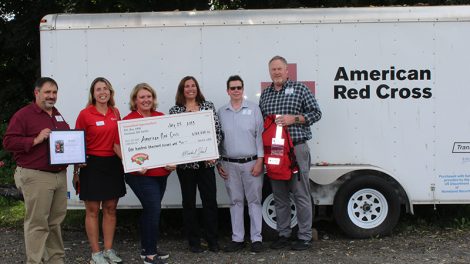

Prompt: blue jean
[{"left": 125, "top": 174, "right": 168, "bottom": 256}]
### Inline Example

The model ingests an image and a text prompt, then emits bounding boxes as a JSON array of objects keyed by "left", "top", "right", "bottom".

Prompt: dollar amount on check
[{"left": 117, "top": 110, "right": 219, "bottom": 173}]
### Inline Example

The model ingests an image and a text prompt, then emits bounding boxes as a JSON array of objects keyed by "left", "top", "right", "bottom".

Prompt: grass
[
  {"left": 0, "top": 196, "right": 24, "bottom": 227},
  {"left": 0, "top": 197, "right": 144, "bottom": 230},
  {"left": 396, "top": 204, "right": 470, "bottom": 232}
]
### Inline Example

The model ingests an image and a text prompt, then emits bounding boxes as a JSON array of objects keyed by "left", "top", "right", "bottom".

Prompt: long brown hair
[
  {"left": 175, "top": 76, "right": 206, "bottom": 107},
  {"left": 87, "top": 77, "right": 116, "bottom": 107}
]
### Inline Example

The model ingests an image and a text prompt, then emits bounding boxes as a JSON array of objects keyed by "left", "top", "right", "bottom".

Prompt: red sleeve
[{"left": 2, "top": 113, "right": 35, "bottom": 153}]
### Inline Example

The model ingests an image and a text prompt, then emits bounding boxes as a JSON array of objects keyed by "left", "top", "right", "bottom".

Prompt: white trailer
[{"left": 40, "top": 5, "right": 470, "bottom": 238}]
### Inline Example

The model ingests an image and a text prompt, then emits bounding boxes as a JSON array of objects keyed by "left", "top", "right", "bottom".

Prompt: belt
[
  {"left": 39, "top": 169, "right": 63, "bottom": 174},
  {"left": 293, "top": 140, "right": 306, "bottom": 146},
  {"left": 221, "top": 155, "right": 258, "bottom": 163}
]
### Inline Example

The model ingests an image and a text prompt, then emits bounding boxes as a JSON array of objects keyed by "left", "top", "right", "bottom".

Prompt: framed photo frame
[{"left": 48, "top": 130, "right": 86, "bottom": 165}]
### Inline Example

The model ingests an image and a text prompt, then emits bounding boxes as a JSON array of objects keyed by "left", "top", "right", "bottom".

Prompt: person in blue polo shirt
[{"left": 217, "top": 75, "right": 265, "bottom": 253}]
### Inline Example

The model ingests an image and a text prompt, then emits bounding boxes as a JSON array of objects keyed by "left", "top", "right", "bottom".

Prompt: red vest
[{"left": 262, "top": 115, "right": 299, "bottom": 181}]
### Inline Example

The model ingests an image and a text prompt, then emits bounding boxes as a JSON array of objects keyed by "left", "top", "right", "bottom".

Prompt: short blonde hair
[
  {"left": 129, "top": 83, "right": 157, "bottom": 111},
  {"left": 87, "top": 77, "right": 116, "bottom": 107}
]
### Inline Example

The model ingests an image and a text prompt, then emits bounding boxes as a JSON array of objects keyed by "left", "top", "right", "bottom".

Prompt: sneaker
[
  {"left": 250, "top": 241, "right": 264, "bottom": 253},
  {"left": 103, "top": 249, "right": 123, "bottom": 263},
  {"left": 223, "top": 241, "right": 245, "bottom": 252},
  {"left": 291, "top": 239, "right": 312, "bottom": 251},
  {"left": 140, "top": 249, "right": 170, "bottom": 260},
  {"left": 143, "top": 256, "right": 167, "bottom": 264},
  {"left": 90, "top": 251, "right": 109, "bottom": 264},
  {"left": 156, "top": 248, "right": 169, "bottom": 259},
  {"left": 270, "top": 236, "right": 291, "bottom": 250}
]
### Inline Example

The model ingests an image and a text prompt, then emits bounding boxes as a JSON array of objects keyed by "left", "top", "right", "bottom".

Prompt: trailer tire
[{"left": 333, "top": 175, "right": 400, "bottom": 238}]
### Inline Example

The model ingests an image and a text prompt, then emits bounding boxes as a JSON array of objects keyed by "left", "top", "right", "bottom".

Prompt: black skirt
[{"left": 79, "top": 155, "right": 126, "bottom": 201}]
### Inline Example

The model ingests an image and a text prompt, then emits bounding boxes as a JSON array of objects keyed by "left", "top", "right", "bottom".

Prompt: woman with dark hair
[
  {"left": 169, "top": 76, "right": 222, "bottom": 253},
  {"left": 73, "top": 77, "right": 126, "bottom": 264}
]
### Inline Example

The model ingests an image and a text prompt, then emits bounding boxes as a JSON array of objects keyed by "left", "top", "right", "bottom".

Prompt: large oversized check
[{"left": 117, "top": 111, "right": 219, "bottom": 173}]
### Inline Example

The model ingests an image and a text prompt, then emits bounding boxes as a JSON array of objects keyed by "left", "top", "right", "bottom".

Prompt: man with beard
[{"left": 3, "top": 77, "right": 70, "bottom": 264}]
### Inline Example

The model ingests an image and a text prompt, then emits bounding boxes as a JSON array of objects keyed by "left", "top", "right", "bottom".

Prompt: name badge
[
  {"left": 272, "top": 138, "right": 285, "bottom": 145},
  {"left": 96, "top": 121, "right": 105, "bottom": 126},
  {"left": 242, "top": 109, "right": 252, "bottom": 115},
  {"left": 267, "top": 157, "right": 280, "bottom": 165},
  {"left": 285, "top": 88, "right": 294, "bottom": 95},
  {"left": 55, "top": 115, "right": 64, "bottom": 122}
]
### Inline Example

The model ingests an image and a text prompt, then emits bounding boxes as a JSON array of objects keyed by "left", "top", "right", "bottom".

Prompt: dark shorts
[{"left": 79, "top": 155, "right": 126, "bottom": 201}]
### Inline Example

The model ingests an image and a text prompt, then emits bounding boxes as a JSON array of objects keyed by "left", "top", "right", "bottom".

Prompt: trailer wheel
[{"left": 333, "top": 175, "right": 400, "bottom": 238}]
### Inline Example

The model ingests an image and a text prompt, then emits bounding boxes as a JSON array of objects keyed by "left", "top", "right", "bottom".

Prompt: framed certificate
[
  {"left": 117, "top": 111, "right": 219, "bottom": 173},
  {"left": 48, "top": 130, "right": 86, "bottom": 165}
]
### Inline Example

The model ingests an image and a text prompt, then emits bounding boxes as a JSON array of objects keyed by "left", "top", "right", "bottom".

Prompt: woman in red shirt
[
  {"left": 73, "top": 77, "right": 125, "bottom": 264},
  {"left": 116, "top": 83, "right": 175, "bottom": 264}
]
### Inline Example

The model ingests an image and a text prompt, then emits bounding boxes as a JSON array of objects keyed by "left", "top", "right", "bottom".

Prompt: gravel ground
[{"left": 2, "top": 210, "right": 470, "bottom": 264}]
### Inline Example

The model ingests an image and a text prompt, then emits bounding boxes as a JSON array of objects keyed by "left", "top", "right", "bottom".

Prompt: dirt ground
[{"left": 2, "top": 210, "right": 470, "bottom": 264}]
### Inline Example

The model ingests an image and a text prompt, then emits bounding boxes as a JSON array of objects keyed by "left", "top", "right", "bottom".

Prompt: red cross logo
[{"left": 260, "top": 63, "right": 315, "bottom": 94}]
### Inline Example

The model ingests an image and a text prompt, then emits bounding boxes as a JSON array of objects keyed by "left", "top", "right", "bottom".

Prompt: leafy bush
[
  {"left": 0, "top": 122, "right": 15, "bottom": 185},
  {"left": 0, "top": 196, "right": 24, "bottom": 227}
]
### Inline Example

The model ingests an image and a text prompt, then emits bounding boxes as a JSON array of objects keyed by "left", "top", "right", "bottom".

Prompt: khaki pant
[{"left": 14, "top": 167, "right": 67, "bottom": 264}]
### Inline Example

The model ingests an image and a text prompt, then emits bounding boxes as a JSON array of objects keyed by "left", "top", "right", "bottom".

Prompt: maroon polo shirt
[{"left": 3, "top": 103, "right": 70, "bottom": 172}]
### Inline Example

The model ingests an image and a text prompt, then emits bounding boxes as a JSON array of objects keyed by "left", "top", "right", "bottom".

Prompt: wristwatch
[{"left": 294, "top": 116, "right": 300, "bottom": 124}]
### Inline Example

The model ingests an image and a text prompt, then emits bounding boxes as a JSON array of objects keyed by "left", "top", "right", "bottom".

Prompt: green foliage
[
  {"left": 210, "top": 0, "right": 246, "bottom": 10},
  {"left": 453, "top": 217, "right": 470, "bottom": 229},
  {"left": 0, "top": 196, "right": 24, "bottom": 227},
  {"left": 0, "top": 122, "right": 15, "bottom": 185}
]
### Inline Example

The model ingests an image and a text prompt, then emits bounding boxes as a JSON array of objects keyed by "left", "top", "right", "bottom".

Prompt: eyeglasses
[{"left": 229, "top": 86, "right": 243, "bottom": 91}]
